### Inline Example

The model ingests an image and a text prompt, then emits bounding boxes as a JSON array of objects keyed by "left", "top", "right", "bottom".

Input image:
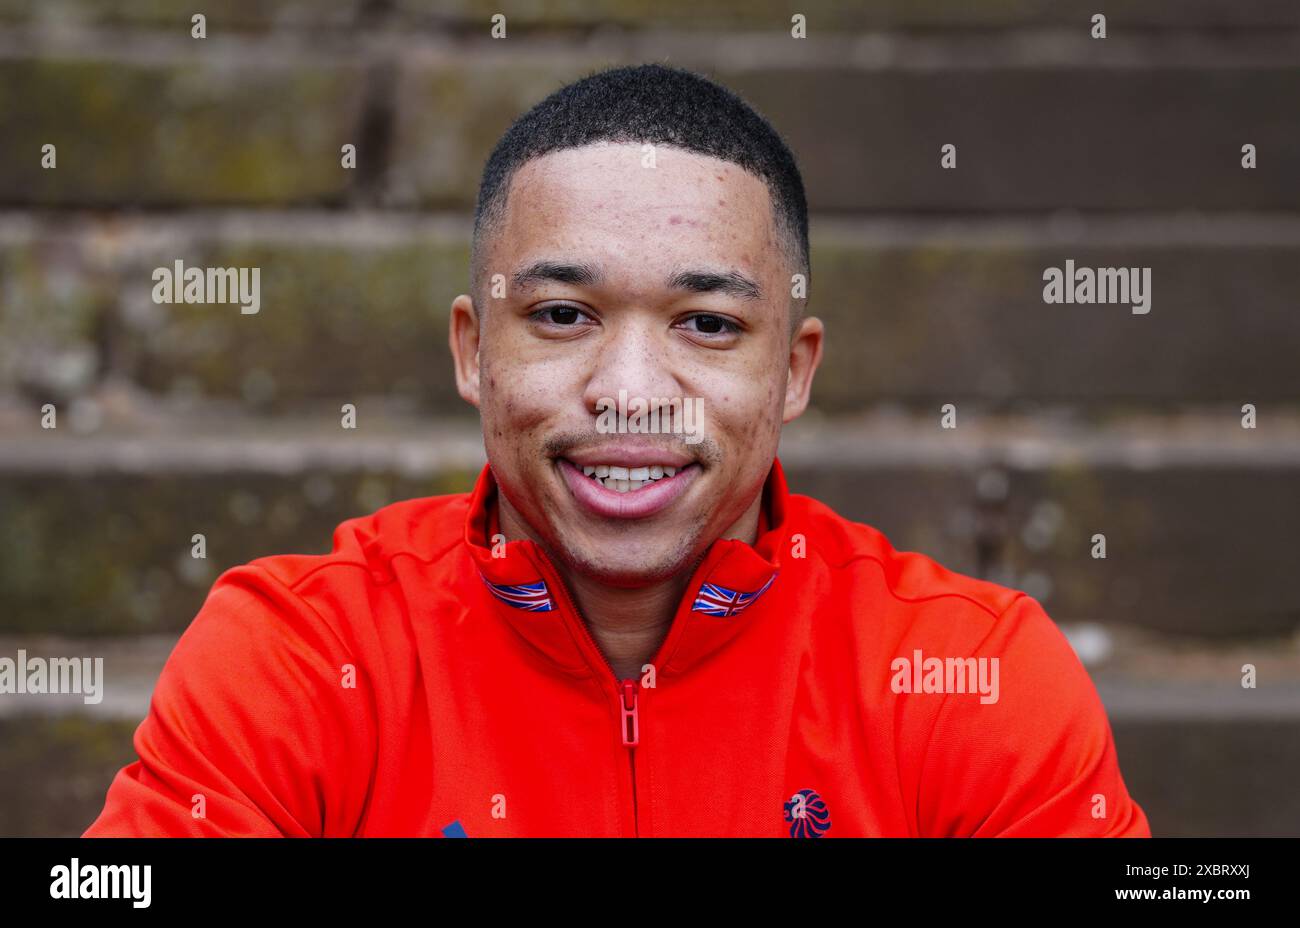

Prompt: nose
[{"left": 581, "top": 316, "right": 683, "bottom": 419}]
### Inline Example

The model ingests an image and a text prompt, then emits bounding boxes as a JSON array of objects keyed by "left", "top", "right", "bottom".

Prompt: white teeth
[{"left": 575, "top": 461, "right": 688, "bottom": 491}]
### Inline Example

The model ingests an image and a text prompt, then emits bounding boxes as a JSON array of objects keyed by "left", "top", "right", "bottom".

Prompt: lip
[
  {"left": 562, "top": 443, "right": 695, "bottom": 470},
  {"left": 557, "top": 457, "right": 699, "bottom": 520}
]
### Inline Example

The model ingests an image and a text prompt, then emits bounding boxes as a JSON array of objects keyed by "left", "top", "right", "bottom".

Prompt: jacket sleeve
[
  {"left": 83, "top": 564, "right": 376, "bottom": 837},
  {"left": 916, "top": 594, "right": 1150, "bottom": 837}
]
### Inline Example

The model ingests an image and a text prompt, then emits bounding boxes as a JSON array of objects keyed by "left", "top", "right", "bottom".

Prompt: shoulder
[
  {"left": 245, "top": 489, "right": 471, "bottom": 592},
  {"left": 785, "top": 490, "right": 1027, "bottom": 640},
  {"left": 181, "top": 490, "right": 472, "bottom": 659}
]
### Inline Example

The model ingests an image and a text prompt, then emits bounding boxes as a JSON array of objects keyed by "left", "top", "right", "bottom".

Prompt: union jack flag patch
[
  {"left": 481, "top": 576, "right": 555, "bottom": 612},
  {"left": 691, "top": 573, "right": 776, "bottom": 617}
]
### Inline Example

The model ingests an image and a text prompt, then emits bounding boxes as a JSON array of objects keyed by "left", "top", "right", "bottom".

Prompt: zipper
[
  {"left": 621, "top": 679, "right": 640, "bottom": 833},
  {"left": 620, "top": 679, "right": 640, "bottom": 747},
  {"left": 534, "top": 546, "right": 642, "bottom": 836}
]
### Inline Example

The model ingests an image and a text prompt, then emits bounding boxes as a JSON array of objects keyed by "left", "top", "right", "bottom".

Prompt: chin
[{"left": 555, "top": 536, "right": 701, "bottom": 587}]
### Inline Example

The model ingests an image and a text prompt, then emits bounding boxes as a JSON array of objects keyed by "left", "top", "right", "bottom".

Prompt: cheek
[
  {"left": 481, "top": 335, "right": 569, "bottom": 424},
  {"left": 704, "top": 376, "right": 783, "bottom": 447},
  {"left": 485, "top": 384, "right": 548, "bottom": 436}
]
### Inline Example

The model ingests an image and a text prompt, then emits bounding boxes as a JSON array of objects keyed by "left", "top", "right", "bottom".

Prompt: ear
[
  {"left": 449, "top": 293, "right": 482, "bottom": 408},
  {"left": 782, "top": 315, "right": 824, "bottom": 423}
]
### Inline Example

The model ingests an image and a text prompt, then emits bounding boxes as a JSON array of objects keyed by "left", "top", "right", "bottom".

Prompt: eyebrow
[
  {"left": 512, "top": 259, "right": 764, "bottom": 303},
  {"left": 666, "top": 268, "right": 764, "bottom": 301},
  {"left": 511, "top": 260, "right": 602, "bottom": 291}
]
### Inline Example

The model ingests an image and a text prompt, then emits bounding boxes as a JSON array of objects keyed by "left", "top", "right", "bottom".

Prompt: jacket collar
[{"left": 463, "top": 459, "right": 790, "bottom": 684}]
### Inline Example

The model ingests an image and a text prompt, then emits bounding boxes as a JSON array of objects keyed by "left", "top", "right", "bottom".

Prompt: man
[{"left": 85, "top": 64, "right": 1148, "bottom": 837}]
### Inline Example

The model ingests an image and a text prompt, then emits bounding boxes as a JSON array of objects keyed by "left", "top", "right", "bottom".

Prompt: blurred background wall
[{"left": 1, "top": 0, "right": 1299, "bottom": 836}]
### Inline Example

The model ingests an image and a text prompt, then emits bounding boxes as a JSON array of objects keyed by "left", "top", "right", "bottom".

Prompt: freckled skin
[{"left": 449, "top": 142, "right": 822, "bottom": 666}]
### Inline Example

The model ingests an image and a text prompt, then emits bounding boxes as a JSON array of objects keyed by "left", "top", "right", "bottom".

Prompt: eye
[
  {"left": 677, "top": 313, "right": 740, "bottom": 337},
  {"left": 530, "top": 304, "right": 592, "bottom": 327}
]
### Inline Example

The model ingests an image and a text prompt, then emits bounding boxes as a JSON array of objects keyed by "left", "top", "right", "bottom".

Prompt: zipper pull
[{"left": 620, "top": 679, "right": 639, "bottom": 747}]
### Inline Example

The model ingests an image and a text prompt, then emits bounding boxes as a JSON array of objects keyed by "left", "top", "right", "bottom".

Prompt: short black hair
[{"left": 471, "top": 63, "right": 810, "bottom": 304}]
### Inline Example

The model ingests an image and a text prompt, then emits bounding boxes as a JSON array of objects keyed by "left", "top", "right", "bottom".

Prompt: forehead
[{"left": 492, "top": 142, "right": 781, "bottom": 283}]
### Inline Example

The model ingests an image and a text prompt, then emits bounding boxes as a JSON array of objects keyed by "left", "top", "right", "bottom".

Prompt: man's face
[{"left": 452, "top": 141, "right": 820, "bottom": 585}]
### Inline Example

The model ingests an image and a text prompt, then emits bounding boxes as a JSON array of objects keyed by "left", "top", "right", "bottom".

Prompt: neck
[{"left": 497, "top": 495, "right": 764, "bottom": 681}]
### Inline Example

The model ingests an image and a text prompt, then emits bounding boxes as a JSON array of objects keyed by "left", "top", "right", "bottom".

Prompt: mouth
[
  {"left": 576, "top": 462, "right": 682, "bottom": 493},
  {"left": 556, "top": 457, "right": 700, "bottom": 519}
]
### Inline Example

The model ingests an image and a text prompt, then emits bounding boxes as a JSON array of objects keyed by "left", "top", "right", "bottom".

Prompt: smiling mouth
[
  {"left": 556, "top": 456, "right": 699, "bottom": 519},
  {"left": 571, "top": 462, "right": 689, "bottom": 493}
]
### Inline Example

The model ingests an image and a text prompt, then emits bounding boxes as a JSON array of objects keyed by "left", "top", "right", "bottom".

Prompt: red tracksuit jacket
[{"left": 85, "top": 458, "right": 1150, "bottom": 837}]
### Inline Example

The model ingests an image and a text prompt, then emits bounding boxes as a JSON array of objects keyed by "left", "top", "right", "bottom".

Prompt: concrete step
[
  {"left": 5, "top": 0, "right": 1300, "bottom": 31},
  {"left": 395, "top": 57, "right": 1300, "bottom": 213},
  {"left": 5, "top": 212, "right": 1300, "bottom": 413},
  {"left": 0, "top": 714, "right": 139, "bottom": 838},
  {"left": 784, "top": 411, "right": 1300, "bottom": 638},
  {"left": 1, "top": 35, "right": 1298, "bottom": 210},
  {"left": 1, "top": 410, "right": 1297, "bottom": 638}
]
